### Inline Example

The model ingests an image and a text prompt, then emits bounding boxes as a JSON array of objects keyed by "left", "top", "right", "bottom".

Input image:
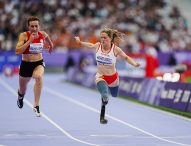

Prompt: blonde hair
[{"left": 101, "top": 27, "right": 126, "bottom": 44}]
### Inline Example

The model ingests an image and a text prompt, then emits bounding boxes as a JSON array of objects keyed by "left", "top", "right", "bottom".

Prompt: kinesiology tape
[{"left": 97, "top": 81, "right": 109, "bottom": 100}]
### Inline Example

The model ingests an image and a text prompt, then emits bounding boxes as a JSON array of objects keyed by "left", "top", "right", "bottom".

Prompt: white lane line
[
  {"left": 90, "top": 134, "right": 191, "bottom": 139},
  {"left": 43, "top": 86, "right": 191, "bottom": 146},
  {"left": 1, "top": 77, "right": 191, "bottom": 146},
  {"left": 2, "top": 134, "right": 47, "bottom": 137},
  {"left": 45, "top": 75, "right": 191, "bottom": 122},
  {"left": 0, "top": 78, "right": 101, "bottom": 146}
]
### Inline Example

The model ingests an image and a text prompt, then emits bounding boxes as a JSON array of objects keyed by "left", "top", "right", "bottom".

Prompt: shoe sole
[{"left": 34, "top": 108, "right": 41, "bottom": 117}]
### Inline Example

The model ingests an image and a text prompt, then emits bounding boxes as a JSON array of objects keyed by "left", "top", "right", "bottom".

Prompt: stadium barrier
[
  {"left": 66, "top": 67, "right": 191, "bottom": 112},
  {"left": 1, "top": 50, "right": 191, "bottom": 112},
  {"left": 0, "top": 51, "right": 21, "bottom": 75}
]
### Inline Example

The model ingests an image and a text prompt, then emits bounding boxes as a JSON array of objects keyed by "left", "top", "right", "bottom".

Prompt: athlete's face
[
  {"left": 100, "top": 32, "right": 111, "bottom": 47},
  {"left": 28, "top": 21, "right": 40, "bottom": 34}
]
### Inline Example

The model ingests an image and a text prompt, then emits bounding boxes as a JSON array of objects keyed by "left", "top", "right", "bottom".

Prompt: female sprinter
[
  {"left": 15, "top": 16, "right": 53, "bottom": 117},
  {"left": 74, "top": 28, "right": 140, "bottom": 124}
]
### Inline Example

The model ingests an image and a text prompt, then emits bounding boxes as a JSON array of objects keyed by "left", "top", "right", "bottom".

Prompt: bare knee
[{"left": 34, "top": 75, "right": 43, "bottom": 85}]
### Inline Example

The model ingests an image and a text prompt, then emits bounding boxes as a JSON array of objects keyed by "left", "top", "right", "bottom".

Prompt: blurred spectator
[{"left": 0, "top": 0, "right": 190, "bottom": 54}]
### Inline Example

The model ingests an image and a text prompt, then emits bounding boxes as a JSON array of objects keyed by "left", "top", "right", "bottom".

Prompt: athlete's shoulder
[
  {"left": 39, "top": 31, "right": 48, "bottom": 38},
  {"left": 95, "top": 42, "right": 101, "bottom": 51},
  {"left": 19, "top": 31, "right": 27, "bottom": 35},
  {"left": 114, "top": 45, "right": 121, "bottom": 50},
  {"left": 18, "top": 32, "right": 28, "bottom": 39},
  {"left": 113, "top": 45, "right": 122, "bottom": 56}
]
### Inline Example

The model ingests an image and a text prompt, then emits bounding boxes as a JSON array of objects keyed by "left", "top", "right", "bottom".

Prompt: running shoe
[
  {"left": 17, "top": 91, "right": 24, "bottom": 108},
  {"left": 34, "top": 106, "right": 41, "bottom": 117}
]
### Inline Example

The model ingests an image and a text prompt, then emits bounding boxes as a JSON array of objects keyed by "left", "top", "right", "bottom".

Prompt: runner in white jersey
[{"left": 75, "top": 28, "right": 140, "bottom": 124}]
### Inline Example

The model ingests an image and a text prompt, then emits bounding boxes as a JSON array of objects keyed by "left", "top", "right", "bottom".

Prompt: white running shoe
[{"left": 34, "top": 106, "right": 41, "bottom": 117}]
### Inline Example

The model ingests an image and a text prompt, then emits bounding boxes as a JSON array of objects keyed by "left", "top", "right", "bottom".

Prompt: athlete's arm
[
  {"left": 41, "top": 31, "right": 54, "bottom": 54},
  {"left": 115, "top": 46, "right": 140, "bottom": 67},
  {"left": 15, "top": 32, "right": 34, "bottom": 55},
  {"left": 74, "top": 36, "right": 99, "bottom": 49}
]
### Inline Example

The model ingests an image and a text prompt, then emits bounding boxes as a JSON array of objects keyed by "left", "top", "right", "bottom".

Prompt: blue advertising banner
[
  {"left": 183, "top": 84, "right": 191, "bottom": 112},
  {"left": 137, "top": 78, "right": 151, "bottom": 102},
  {"left": 158, "top": 82, "right": 190, "bottom": 111},
  {"left": 158, "top": 82, "right": 177, "bottom": 108},
  {"left": 139, "top": 79, "right": 166, "bottom": 105},
  {"left": 171, "top": 83, "right": 190, "bottom": 111},
  {"left": 152, "top": 81, "right": 166, "bottom": 106},
  {"left": 0, "top": 51, "right": 21, "bottom": 72},
  {"left": 119, "top": 77, "right": 144, "bottom": 99}
]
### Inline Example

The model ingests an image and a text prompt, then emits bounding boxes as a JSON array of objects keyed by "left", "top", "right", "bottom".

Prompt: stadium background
[{"left": 0, "top": 0, "right": 191, "bottom": 112}]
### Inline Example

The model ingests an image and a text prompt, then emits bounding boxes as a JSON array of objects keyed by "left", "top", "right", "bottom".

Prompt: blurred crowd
[{"left": 0, "top": 0, "right": 191, "bottom": 55}]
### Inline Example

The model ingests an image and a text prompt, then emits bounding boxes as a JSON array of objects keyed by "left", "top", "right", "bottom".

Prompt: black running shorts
[{"left": 19, "top": 60, "right": 45, "bottom": 77}]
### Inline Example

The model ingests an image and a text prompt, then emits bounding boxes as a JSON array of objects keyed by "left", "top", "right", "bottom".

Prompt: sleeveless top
[
  {"left": 96, "top": 43, "right": 116, "bottom": 66},
  {"left": 23, "top": 31, "right": 44, "bottom": 54}
]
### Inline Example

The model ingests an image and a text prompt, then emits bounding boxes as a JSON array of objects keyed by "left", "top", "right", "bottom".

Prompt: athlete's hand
[
  {"left": 135, "top": 62, "right": 141, "bottom": 67},
  {"left": 74, "top": 36, "right": 81, "bottom": 44},
  {"left": 48, "top": 45, "right": 53, "bottom": 54},
  {"left": 44, "top": 42, "right": 54, "bottom": 54},
  {"left": 29, "top": 32, "right": 38, "bottom": 42}
]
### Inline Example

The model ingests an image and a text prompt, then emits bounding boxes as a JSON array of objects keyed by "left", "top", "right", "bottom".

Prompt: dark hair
[
  {"left": 27, "top": 16, "right": 40, "bottom": 26},
  {"left": 101, "top": 27, "right": 127, "bottom": 44}
]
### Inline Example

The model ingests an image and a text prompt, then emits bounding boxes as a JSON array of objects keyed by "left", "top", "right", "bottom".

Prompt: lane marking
[
  {"left": 1, "top": 77, "right": 191, "bottom": 146},
  {"left": 43, "top": 86, "right": 191, "bottom": 146},
  {"left": 1, "top": 134, "right": 48, "bottom": 137},
  {"left": 90, "top": 134, "right": 191, "bottom": 139},
  {"left": 0, "top": 78, "right": 101, "bottom": 146},
  {"left": 45, "top": 75, "right": 191, "bottom": 122}
]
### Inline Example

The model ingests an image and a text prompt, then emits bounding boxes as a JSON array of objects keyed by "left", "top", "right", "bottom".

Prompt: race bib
[{"left": 29, "top": 43, "right": 43, "bottom": 53}]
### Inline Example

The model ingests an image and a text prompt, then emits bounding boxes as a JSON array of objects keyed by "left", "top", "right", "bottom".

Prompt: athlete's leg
[
  {"left": 108, "top": 77, "right": 119, "bottom": 97},
  {"left": 109, "top": 86, "right": 119, "bottom": 97},
  {"left": 19, "top": 76, "right": 31, "bottom": 94},
  {"left": 32, "top": 65, "right": 44, "bottom": 108},
  {"left": 96, "top": 79, "right": 110, "bottom": 124},
  {"left": 32, "top": 65, "right": 44, "bottom": 117},
  {"left": 17, "top": 76, "right": 31, "bottom": 108},
  {"left": 96, "top": 80, "right": 110, "bottom": 105}
]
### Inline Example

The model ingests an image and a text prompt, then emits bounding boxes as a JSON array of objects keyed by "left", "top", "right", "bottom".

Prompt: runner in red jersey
[{"left": 15, "top": 16, "right": 54, "bottom": 117}]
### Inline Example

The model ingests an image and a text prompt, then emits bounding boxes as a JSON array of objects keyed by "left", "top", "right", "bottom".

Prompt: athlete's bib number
[{"left": 29, "top": 43, "right": 43, "bottom": 53}]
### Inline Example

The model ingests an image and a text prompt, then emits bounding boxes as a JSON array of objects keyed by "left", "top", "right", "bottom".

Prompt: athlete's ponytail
[{"left": 101, "top": 27, "right": 126, "bottom": 44}]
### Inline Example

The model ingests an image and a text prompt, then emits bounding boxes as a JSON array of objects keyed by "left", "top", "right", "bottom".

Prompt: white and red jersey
[{"left": 96, "top": 43, "right": 116, "bottom": 66}]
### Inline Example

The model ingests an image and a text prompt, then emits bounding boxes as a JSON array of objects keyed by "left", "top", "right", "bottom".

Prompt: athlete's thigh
[
  {"left": 32, "top": 65, "right": 44, "bottom": 78},
  {"left": 109, "top": 77, "right": 119, "bottom": 87},
  {"left": 95, "top": 78, "right": 106, "bottom": 85}
]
